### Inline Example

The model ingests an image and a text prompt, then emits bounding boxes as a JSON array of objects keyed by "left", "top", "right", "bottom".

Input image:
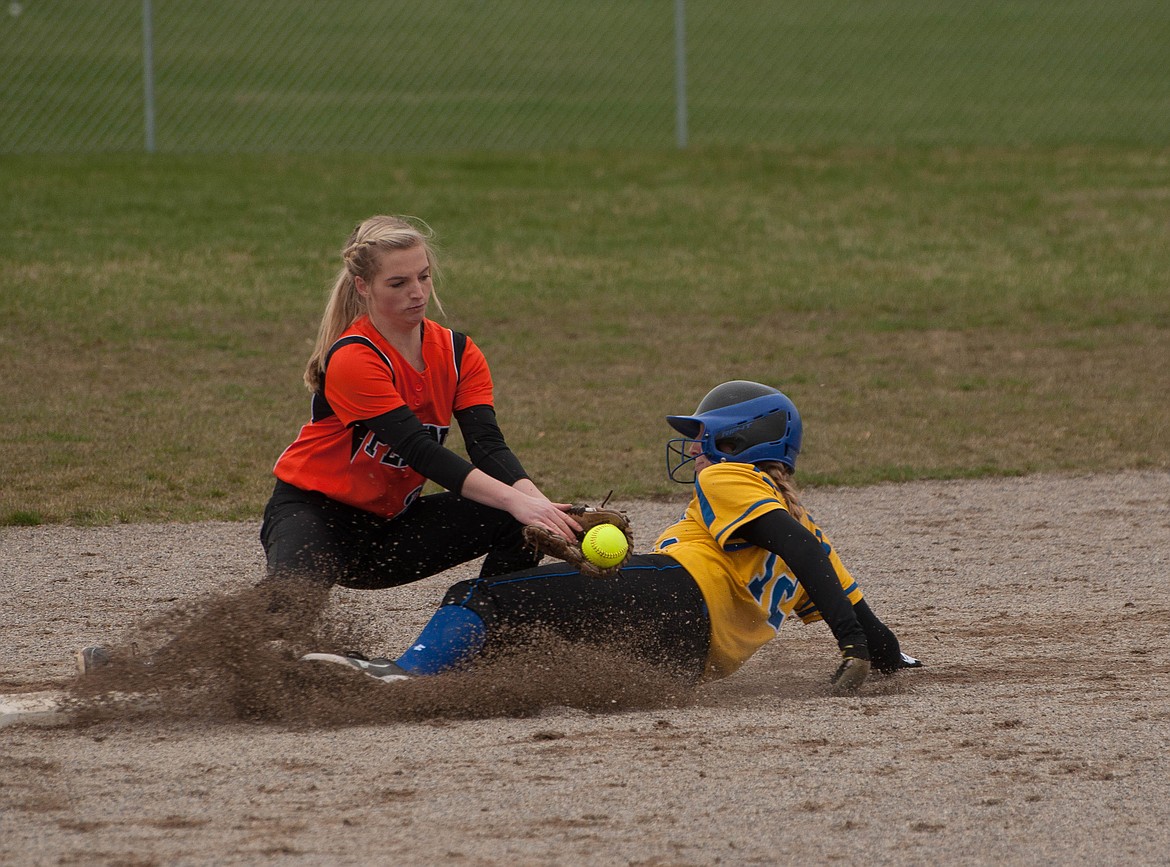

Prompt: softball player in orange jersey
[{"left": 261, "top": 215, "right": 580, "bottom": 593}]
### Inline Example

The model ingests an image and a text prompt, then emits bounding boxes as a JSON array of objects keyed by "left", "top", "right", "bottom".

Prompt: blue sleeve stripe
[
  {"left": 696, "top": 481, "right": 716, "bottom": 527},
  {"left": 795, "top": 581, "right": 860, "bottom": 618},
  {"left": 715, "top": 498, "right": 782, "bottom": 546}
]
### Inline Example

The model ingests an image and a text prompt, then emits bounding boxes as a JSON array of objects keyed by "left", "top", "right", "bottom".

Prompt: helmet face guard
[
  {"left": 665, "top": 392, "right": 802, "bottom": 484},
  {"left": 665, "top": 437, "right": 702, "bottom": 484}
]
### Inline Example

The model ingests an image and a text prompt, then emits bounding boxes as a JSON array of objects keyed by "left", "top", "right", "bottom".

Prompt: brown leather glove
[{"left": 522, "top": 504, "right": 634, "bottom": 579}]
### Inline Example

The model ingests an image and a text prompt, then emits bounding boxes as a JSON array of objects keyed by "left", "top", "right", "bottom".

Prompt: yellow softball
[{"left": 582, "top": 523, "right": 629, "bottom": 568}]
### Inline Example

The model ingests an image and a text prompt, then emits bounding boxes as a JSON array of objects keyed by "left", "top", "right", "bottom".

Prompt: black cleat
[{"left": 75, "top": 646, "right": 112, "bottom": 676}]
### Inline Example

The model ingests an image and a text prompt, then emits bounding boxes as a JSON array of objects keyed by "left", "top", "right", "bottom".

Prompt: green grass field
[
  {"left": 2, "top": 2, "right": 1169, "bottom": 523},
  {"left": 4, "top": 1, "right": 1169, "bottom": 151},
  {"left": 2, "top": 146, "right": 1168, "bottom": 525}
]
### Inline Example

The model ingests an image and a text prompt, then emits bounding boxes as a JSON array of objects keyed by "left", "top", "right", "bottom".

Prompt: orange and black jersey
[{"left": 274, "top": 315, "right": 522, "bottom": 519}]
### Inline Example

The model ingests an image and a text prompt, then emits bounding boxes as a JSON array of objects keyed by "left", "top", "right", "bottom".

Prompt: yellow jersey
[{"left": 652, "top": 462, "right": 862, "bottom": 680}]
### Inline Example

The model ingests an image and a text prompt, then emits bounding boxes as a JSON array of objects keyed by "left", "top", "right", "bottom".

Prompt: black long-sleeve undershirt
[
  {"left": 736, "top": 509, "right": 869, "bottom": 658},
  {"left": 361, "top": 403, "right": 528, "bottom": 496},
  {"left": 454, "top": 404, "right": 529, "bottom": 485}
]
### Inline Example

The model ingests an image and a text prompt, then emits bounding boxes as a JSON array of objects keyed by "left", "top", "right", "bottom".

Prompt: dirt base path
[{"left": 2, "top": 471, "right": 1168, "bottom": 865}]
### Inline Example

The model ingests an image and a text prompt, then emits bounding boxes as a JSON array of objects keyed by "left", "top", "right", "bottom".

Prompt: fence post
[
  {"left": 142, "top": 0, "right": 156, "bottom": 153},
  {"left": 675, "top": 0, "right": 688, "bottom": 149}
]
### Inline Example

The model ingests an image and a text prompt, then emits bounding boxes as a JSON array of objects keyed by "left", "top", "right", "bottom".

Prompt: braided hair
[{"left": 760, "top": 461, "right": 806, "bottom": 521}]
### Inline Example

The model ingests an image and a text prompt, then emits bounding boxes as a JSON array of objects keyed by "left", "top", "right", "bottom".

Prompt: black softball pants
[
  {"left": 259, "top": 480, "right": 539, "bottom": 589},
  {"left": 441, "top": 553, "right": 712, "bottom": 681}
]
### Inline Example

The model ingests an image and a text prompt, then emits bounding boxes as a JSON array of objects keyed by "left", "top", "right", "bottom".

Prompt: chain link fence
[{"left": 3, "top": 0, "right": 1169, "bottom": 154}]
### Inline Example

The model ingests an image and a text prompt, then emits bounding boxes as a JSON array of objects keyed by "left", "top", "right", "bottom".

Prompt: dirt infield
[{"left": 2, "top": 471, "right": 1168, "bottom": 865}]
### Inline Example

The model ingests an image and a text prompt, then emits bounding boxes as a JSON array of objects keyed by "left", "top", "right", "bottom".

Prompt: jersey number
[
  {"left": 354, "top": 423, "right": 449, "bottom": 468},
  {"left": 747, "top": 559, "right": 798, "bottom": 632}
]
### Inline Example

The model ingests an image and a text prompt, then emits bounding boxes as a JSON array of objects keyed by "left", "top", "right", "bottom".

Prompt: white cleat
[{"left": 300, "top": 651, "right": 411, "bottom": 683}]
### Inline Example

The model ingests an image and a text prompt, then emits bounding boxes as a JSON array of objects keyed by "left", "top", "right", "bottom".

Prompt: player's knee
[
  {"left": 440, "top": 579, "right": 498, "bottom": 626},
  {"left": 441, "top": 578, "right": 477, "bottom": 606}
]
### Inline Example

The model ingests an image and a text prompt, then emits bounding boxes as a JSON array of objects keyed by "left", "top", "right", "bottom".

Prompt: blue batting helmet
[{"left": 665, "top": 381, "right": 803, "bottom": 483}]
